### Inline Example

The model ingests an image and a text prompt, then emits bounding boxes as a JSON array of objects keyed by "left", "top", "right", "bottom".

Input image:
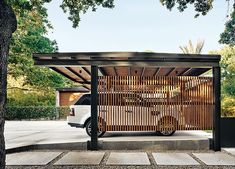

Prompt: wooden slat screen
[{"left": 98, "top": 76, "right": 213, "bottom": 131}]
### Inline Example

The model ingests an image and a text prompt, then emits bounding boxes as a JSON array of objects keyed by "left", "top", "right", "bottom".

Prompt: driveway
[
  {"left": 5, "top": 120, "right": 212, "bottom": 150},
  {"left": 5, "top": 120, "right": 89, "bottom": 149}
]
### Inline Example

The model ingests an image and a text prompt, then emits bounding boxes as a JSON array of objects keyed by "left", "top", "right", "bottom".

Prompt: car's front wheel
[
  {"left": 156, "top": 116, "right": 177, "bottom": 136},
  {"left": 85, "top": 119, "right": 106, "bottom": 137},
  {"left": 156, "top": 130, "right": 175, "bottom": 136}
]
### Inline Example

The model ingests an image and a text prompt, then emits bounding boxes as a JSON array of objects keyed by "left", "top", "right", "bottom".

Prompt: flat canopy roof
[{"left": 33, "top": 52, "right": 221, "bottom": 90}]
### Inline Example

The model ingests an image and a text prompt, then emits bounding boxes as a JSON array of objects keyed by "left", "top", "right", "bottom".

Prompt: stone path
[
  {"left": 6, "top": 152, "right": 62, "bottom": 166},
  {"left": 152, "top": 153, "right": 200, "bottom": 165},
  {"left": 106, "top": 152, "right": 150, "bottom": 165},
  {"left": 54, "top": 152, "right": 105, "bottom": 165},
  {"left": 6, "top": 149, "right": 235, "bottom": 167}
]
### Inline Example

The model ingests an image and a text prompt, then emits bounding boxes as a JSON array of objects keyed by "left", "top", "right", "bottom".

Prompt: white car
[{"left": 67, "top": 93, "right": 182, "bottom": 137}]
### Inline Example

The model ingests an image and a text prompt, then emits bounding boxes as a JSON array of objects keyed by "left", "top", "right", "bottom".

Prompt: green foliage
[
  {"left": 210, "top": 46, "right": 235, "bottom": 116},
  {"left": 7, "top": 0, "right": 74, "bottom": 90},
  {"left": 60, "top": 0, "right": 114, "bottom": 28},
  {"left": 7, "top": 88, "right": 55, "bottom": 106},
  {"left": 220, "top": 7, "right": 235, "bottom": 45},
  {"left": 159, "top": 0, "right": 213, "bottom": 17},
  {"left": 158, "top": 0, "right": 234, "bottom": 46},
  {"left": 221, "top": 96, "right": 235, "bottom": 117},
  {"left": 7, "top": 0, "right": 74, "bottom": 106},
  {"left": 217, "top": 46, "right": 235, "bottom": 82},
  {"left": 6, "top": 0, "right": 235, "bottom": 45},
  {"left": 6, "top": 106, "right": 70, "bottom": 120}
]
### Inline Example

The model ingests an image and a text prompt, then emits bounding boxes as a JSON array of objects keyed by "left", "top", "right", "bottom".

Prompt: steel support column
[
  {"left": 90, "top": 65, "right": 98, "bottom": 150},
  {"left": 213, "top": 66, "right": 221, "bottom": 151}
]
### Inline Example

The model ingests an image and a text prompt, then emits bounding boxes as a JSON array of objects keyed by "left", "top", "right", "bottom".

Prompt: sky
[{"left": 45, "top": 0, "right": 230, "bottom": 54}]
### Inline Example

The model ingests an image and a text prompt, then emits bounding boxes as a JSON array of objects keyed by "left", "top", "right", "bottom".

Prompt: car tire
[
  {"left": 156, "top": 130, "right": 175, "bottom": 136},
  {"left": 85, "top": 119, "right": 106, "bottom": 137},
  {"left": 156, "top": 116, "right": 177, "bottom": 136}
]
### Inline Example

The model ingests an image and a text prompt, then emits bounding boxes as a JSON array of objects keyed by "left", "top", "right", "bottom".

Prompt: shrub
[
  {"left": 6, "top": 106, "right": 70, "bottom": 120},
  {"left": 222, "top": 96, "right": 235, "bottom": 117}
]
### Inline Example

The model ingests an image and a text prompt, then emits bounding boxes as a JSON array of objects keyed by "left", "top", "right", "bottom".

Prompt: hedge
[{"left": 6, "top": 106, "right": 70, "bottom": 120}]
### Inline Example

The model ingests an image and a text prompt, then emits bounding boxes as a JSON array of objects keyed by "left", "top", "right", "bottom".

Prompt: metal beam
[
  {"left": 82, "top": 67, "right": 91, "bottom": 75},
  {"left": 56, "top": 88, "right": 89, "bottom": 92},
  {"left": 190, "top": 68, "right": 211, "bottom": 76},
  {"left": 65, "top": 67, "right": 89, "bottom": 83},
  {"left": 141, "top": 67, "right": 145, "bottom": 77},
  {"left": 98, "top": 67, "right": 106, "bottom": 76},
  {"left": 180, "top": 68, "right": 192, "bottom": 76},
  {"left": 90, "top": 65, "right": 98, "bottom": 150},
  {"left": 113, "top": 67, "right": 118, "bottom": 76},
  {"left": 154, "top": 68, "right": 161, "bottom": 76},
  {"left": 35, "top": 59, "right": 220, "bottom": 67},
  {"left": 83, "top": 85, "right": 91, "bottom": 90},
  {"left": 165, "top": 68, "right": 175, "bottom": 76},
  {"left": 50, "top": 67, "right": 90, "bottom": 84},
  {"left": 213, "top": 67, "right": 221, "bottom": 151},
  {"left": 33, "top": 52, "right": 220, "bottom": 60},
  {"left": 50, "top": 67, "right": 77, "bottom": 82}
]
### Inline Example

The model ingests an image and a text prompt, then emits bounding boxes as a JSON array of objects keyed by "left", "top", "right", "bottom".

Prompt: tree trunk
[{"left": 0, "top": 1, "right": 17, "bottom": 168}]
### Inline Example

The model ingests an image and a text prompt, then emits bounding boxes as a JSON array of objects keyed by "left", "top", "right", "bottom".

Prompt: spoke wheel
[
  {"left": 156, "top": 116, "right": 177, "bottom": 136},
  {"left": 86, "top": 119, "right": 105, "bottom": 137}
]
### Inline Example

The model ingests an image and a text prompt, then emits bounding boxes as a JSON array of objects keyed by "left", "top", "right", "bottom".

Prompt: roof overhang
[
  {"left": 34, "top": 52, "right": 220, "bottom": 67},
  {"left": 33, "top": 52, "right": 221, "bottom": 90}
]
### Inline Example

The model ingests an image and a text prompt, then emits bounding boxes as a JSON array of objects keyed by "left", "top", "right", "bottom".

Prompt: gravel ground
[{"left": 6, "top": 150, "right": 235, "bottom": 169}]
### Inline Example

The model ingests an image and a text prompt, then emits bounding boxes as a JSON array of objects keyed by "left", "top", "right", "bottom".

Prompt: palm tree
[{"left": 179, "top": 40, "right": 205, "bottom": 54}]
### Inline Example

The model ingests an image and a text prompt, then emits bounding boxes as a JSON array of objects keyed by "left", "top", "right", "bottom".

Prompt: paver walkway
[{"left": 6, "top": 149, "right": 235, "bottom": 168}]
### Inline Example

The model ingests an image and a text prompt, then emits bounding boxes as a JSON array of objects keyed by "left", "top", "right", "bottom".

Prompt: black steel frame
[
  {"left": 90, "top": 65, "right": 98, "bottom": 150},
  {"left": 33, "top": 52, "right": 221, "bottom": 151},
  {"left": 213, "top": 67, "right": 221, "bottom": 151}
]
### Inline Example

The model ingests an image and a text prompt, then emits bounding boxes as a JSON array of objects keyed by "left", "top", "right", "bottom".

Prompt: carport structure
[{"left": 33, "top": 52, "right": 221, "bottom": 151}]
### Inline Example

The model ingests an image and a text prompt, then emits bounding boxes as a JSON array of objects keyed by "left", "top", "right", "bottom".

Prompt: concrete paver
[
  {"left": 193, "top": 153, "right": 235, "bottom": 165},
  {"left": 223, "top": 148, "right": 235, "bottom": 156},
  {"left": 106, "top": 152, "right": 150, "bottom": 165},
  {"left": 152, "top": 153, "right": 200, "bottom": 165},
  {"left": 54, "top": 152, "right": 105, "bottom": 165},
  {"left": 6, "top": 151, "right": 235, "bottom": 167},
  {"left": 6, "top": 152, "right": 62, "bottom": 165}
]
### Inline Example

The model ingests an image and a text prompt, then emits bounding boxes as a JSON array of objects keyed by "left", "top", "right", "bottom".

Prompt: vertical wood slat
[{"left": 98, "top": 75, "right": 213, "bottom": 132}]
